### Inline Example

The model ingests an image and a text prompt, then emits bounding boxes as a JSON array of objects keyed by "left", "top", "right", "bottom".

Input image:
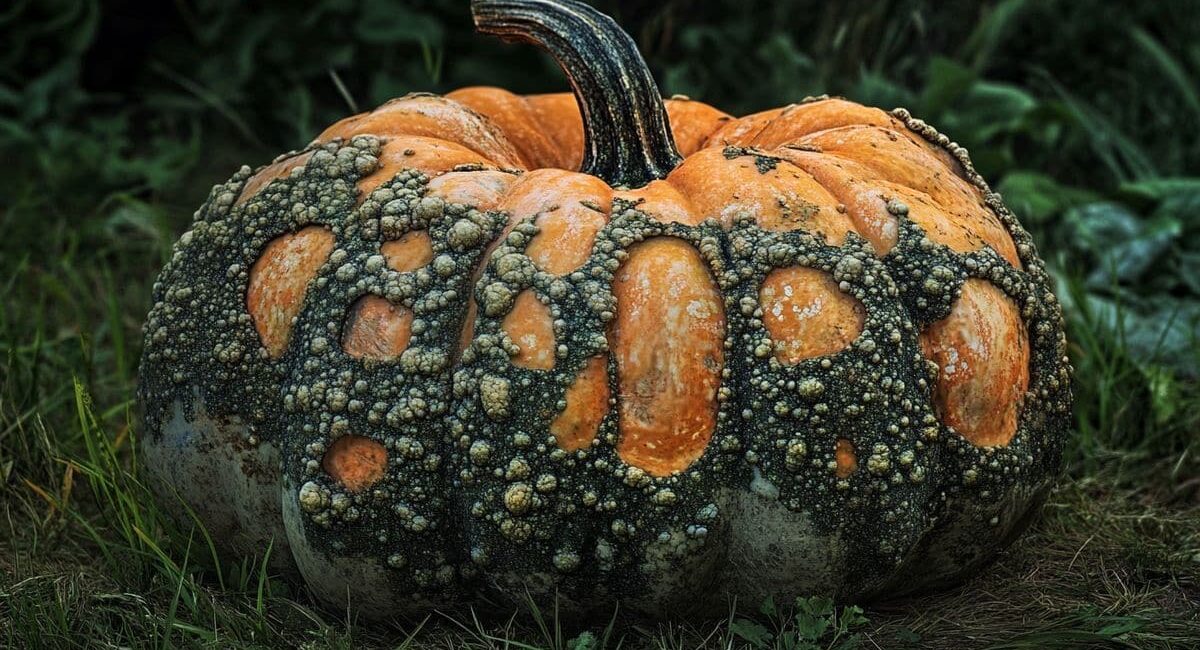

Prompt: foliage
[
  {"left": 2, "top": 0, "right": 1198, "bottom": 647},
  {"left": 730, "top": 596, "right": 869, "bottom": 649}
]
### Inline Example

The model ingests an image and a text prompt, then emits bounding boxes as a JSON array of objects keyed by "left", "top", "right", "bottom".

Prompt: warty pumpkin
[{"left": 138, "top": 0, "right": 1072, "bottom": 617}]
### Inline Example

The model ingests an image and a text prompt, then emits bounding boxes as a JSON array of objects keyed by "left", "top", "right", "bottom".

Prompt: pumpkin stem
[{"left": 471, "top": 0, "right": 682, "bottom": 188}]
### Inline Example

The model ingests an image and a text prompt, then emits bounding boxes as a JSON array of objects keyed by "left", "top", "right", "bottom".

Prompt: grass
[{"left": 2, "top": 0, "right": 1199, "bottom": 647}]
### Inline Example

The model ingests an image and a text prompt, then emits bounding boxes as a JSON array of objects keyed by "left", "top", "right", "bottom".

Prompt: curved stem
[{"left": 472, "top": 0, "right": 682, "bottom": 188}]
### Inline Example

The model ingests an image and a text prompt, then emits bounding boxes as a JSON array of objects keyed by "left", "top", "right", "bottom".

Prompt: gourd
[{"left": 138, "top": 0, "right": 1071, "bottom": 618}]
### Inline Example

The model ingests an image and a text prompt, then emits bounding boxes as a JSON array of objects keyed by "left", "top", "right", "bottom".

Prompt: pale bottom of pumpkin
[
  {"left": 280, "top": 483, "right": 459, "bottom": 617},
  {"left": 276, "top": 484, "right": 1048, "bottom": 620},
  {"left": 142, "top": 395, "right": 294, "bottom": 574},
  {"left": 867, "top": 480, "right": 1054, "bottom": 600},
  {"left": 144, "top": 396, "right": 1050, "bottom": 618}
]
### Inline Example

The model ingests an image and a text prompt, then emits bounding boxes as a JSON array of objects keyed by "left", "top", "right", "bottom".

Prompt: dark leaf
[{"left": 730, "top": 618, "right": 773, "bottom": 647}]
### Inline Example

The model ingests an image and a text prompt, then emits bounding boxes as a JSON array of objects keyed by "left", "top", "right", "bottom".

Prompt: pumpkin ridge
[
  {"left": 447, "top": 87, "right": 570, "bottom": 170},
  {"left": 765, "top": 129, "right": 1022, "bottom": 267},
  {"left": 776, "top": 145, "right": 1002, "bottom": 261},
  {"left": 703, "top": 105, "right": 788, "bottom": 149},
  {"left": 741, "top": 98, "right": 967, "bottom": 174},
  {"left": 662, "top": 97, "right": 734, "bottom": 156},
  {"left": 319, "top": 93, "right": 530, "bottom": 170},
  {"left": 890, "top": 106, "right": 1053, "bottom": 278},
  {"left": 792, "top": 124, "right": 998, "bottom": 220}
]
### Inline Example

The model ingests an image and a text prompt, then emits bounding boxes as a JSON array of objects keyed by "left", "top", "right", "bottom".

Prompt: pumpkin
[{"left": 138, "top": 0, "right": 1071, "bottom": 618}]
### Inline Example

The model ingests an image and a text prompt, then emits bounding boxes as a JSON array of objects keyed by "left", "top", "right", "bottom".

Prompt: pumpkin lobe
[
  {"left": 666, "top": 146, "right": 853, "bottom": 242},
  {"left": 609, "top": 237, "right": 725, "bottom": 476},
  {"left": 427, "top": 169, "right": 518, "bottom": 208},
  {"left": 796, "top": 126, "right": 1021, "bottom": 267},
  {"left": 614, "top": 180, "right": 703, "bottom": 226},
  {"left": 511, "top": 169, "right": 612, "bottom": 275},
  {"left": 318, "top": 93, "right": 527, "bottom": 169},
  {"left": 323, "top": 435, "right": 388, "bottom": 492},
  {"left": 759, "top": 267, "right": 864, "bottom": 364},
  {"left": 501, "top": 289, "right": 556, "bottom": 370},
  {"left": 236, "top": 151, "right": 313, "bottom": 206},
  {"left": 835, "top": 439, "right": 857, "bottom": 478},
  {"left": 342, "top": 296, "right": 413, "bottom": 361},
  {"left": 446, "top": 86, "right": 570, "bottom": 169},
  {"left": 550, "top": 355, "right": 611, "bottom": 451},
  {"left": 247, "top": 226, "right": 336, "bottom": 358},
  {"left": 382, "top": 231, "right": 434, "bottom": 272},
  {"left": 359, "top": 136, "right": 497, "bottom": 199},
  {"left": 920, "top": 279, "right": 1029, "bottom": 446}
]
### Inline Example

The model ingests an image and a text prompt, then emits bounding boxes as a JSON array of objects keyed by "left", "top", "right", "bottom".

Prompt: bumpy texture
[{"left": 138, "top": 90, "right": 1071, "bottom": 617}]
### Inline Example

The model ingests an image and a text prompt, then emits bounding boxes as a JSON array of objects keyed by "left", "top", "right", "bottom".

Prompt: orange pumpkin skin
[{"left": 138, "top": 0, "right": 1070, "bottom": 618}]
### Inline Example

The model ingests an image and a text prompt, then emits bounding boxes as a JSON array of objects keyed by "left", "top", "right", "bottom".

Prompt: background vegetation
[{"left": 2, "top": 0, "right": 1198, "bottom": 647}]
